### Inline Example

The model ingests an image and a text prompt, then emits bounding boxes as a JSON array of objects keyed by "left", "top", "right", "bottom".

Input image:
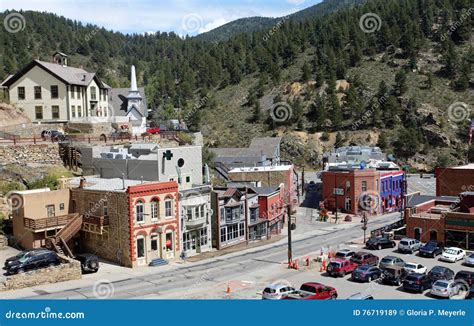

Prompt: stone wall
[
  {"left": 0, "top": 144, "right": 62, "bottom": 165},
  {"left": 71, "top": 189, "right": 133, "bottom": 268},
  {"left": 0, "top": 255, "right": 81, "bottom": 291}
]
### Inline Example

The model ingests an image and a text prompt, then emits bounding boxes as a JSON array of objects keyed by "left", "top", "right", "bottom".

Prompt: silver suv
[{"left": 398, "top": 238, "right": 422, "bottom": 253}]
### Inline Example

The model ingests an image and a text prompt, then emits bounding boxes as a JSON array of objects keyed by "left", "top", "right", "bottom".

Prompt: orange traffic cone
[
  {"left": 294, "top": 259, "right": 299, "bottom": 270},
  {"left": 288, "top": 261, "right": 293, "bottom": 269},
  {"left": 322, "top": 259, "right": 327, "bottom": 271},
  {"left": 226, "top": 284, "right": 231, "bottom": 294}
]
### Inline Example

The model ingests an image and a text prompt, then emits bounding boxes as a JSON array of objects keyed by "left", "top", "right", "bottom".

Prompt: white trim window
[
  {"left": 151, "top": 234, "right": 158, "bottom": 251},
  {"left": 135, "top": 201, "right": 144, "bottom": 223},
  {"left": 136, "top": 236, "right": 145, "bottom": 259},
  {"left": 165, "top": 198, "right": 173, "bottom": 218},
  {"left": 151, "top": 199, "right": 159, "bottom": 220},
  {"left": 200, "top": 228, "right": 208, "bottom": 246}
]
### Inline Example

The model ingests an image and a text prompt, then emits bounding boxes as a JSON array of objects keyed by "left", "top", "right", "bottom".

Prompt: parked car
[
  {"left": 366, "top": 237, "right": 396, "bottom": 250},
  {"left": 430, "top": 280, "right": 460, "bottom": 298},
  {"left": 284, "top": 282, "right": 337, "bottom": 300},
  {"left": 5, "top": 250, "right": 60, "bottom": 275},
  {"left": 403, "top": 262, "right": 427, "bottom": 274},
  {"left": 381, "top": 266, "right": 408, "bottom": 286},
  {"left": 454, "top": 270, "right": 474, "bottom": 287},
  {"left": 110, "top": 130, "right": 131, "bottom": 139},
  {"left": 262, "top": 283, "right": 296, "bottom": 300},
  {"left": 351, "top": 265, "right": 382, "bottom": 282},
  {"left": 464, "top": 252, "right": 474, "bottom": 266},
  {"left": 402, "top": 273, "right": 433, "bottom": 293},
  {"left": 327, "top": 258, "right": 358, "bottom": 277},
  {"left": 346, "top": 293, "right": 374, "bottom": 300},
  {"left": 440, "top": 247, "right": 466, "bottom": 263},
  {"left": 75, "top": 253, "right": 99, "bottom": 274},
  {"left": 146, "top": 127, "right": 161, "bottom": 135},
  {"left": 418, "top": 241, "right": 444, "bottom": 258},
  {"left": 350, "top": 252, "right": 379, "bottom": 266},
  {"left": 379, "top": 255, "right": 405, "bottom": 270},
  {"left": 41, "top": 129, "right": 67, "bottom": 141},
  {"left": 4, "top": 248, "right": 51, "bottom": 270},
  {"left": 428, "top": 266, "right": 455, "bottom": 282},
  {"left": 398, "top": 238, "right": 422, "bottom": 253},
  {"left": 335, "top": 249, "right": 356, "bottom": 259}
]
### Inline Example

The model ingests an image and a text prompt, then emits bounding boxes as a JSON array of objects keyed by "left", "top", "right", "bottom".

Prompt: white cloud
[
  {"left": 198, "top": 17, "right": 228, "bottom": 34},
  {"left": 286, "top": 0, "right": 306, "bottom": 5}
]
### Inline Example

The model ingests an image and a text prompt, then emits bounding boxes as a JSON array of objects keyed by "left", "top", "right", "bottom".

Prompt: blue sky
[{"left": 1, "top": 0, "right": 322, "bottom": 36}]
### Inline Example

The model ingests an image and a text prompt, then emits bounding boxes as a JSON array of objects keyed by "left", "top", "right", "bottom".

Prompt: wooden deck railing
[{"left": 24, "top": 214, "right": 78, "bottom": 231}]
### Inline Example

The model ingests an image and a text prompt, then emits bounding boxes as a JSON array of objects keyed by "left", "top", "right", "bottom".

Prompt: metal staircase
[{"left": 46, "top": 213, "right": 82, "bottom": 257}]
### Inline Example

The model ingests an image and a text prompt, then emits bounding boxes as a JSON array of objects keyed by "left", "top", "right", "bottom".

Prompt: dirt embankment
[{"left": 0, "top": 103, "right": 31, "bottom": 129}]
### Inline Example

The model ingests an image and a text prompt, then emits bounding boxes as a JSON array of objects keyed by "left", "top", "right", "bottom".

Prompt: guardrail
[{"left": 24, "top": 214, "right": 78, "bottom": 231}]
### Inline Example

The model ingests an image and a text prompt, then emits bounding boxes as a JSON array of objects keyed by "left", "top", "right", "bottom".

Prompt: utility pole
[
  {"left": 362, "top": 212, "right": 368, "bottom": 243},
  {"left": 287, "top": 205, "right": 293, "bottom": 266}
]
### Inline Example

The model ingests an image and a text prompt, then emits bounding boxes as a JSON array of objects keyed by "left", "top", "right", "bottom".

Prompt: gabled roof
[
  {"left": 2, "top": 60, "right": 107, "bottom": 88},
  {"left": 1, "top": 74, "right": 14, "bottom": 86},
  {"left": 249, "top": 137, "right": 281, "bottom": 159},
  {"left": 109, "top": 87, "right": 148, "bottom": 118}
]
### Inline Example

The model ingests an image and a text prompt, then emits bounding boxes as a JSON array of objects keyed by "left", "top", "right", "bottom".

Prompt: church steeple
[{"left": 127, "top": 65, "right": 142, "bottom": 101}]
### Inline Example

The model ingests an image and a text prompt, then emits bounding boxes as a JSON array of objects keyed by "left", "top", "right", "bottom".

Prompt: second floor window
[
  {"left": 250, "top": 208, "right": 258, "bottom": 221},
  {"left": 103, "top": 201, "right": 108, "bottom": 216},
  {"left": 362, "top": 181, "right": 367, "bottom": 192},
  {"left": 135, "top": 201, "right": 144, "bottom": 223},
  {"left": 71, "top": 86, "right": 75, "bottom": 99},
  {"left": 46, "top": 205, "right": 55, "bottom": 218},
  {"left": 17, "top": 87, "right": 25, "bottom": 100},
  {"left": 151, "top": 200, "right": 158, "bottom": 220},
  {"left": 34, "top": 86, "right": 42, "bottom": 99},
  {"left": 90, "top": 86, "right": 97, "bottom": 100},
  {"left": 50, "top": 85, "right": 58, "bottom": 99},
  {"left": 165, "top": 199, "right": 173, "bottom": 217}
]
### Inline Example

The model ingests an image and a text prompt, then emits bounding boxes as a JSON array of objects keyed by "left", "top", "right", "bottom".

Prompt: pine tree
[
  {"left": 301, "top": 62, "right": 312, "bottom": 82},
  {"left": 394, "top": 70, "right": 408, "bottom": 96}
]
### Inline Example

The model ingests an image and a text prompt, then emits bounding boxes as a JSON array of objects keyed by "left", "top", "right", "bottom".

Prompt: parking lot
[
  {"left": 261, "top": 241, "right": 472, "bottom": 300},
  {"left": 171, "top": 239, "right": 473, "bottom": 300}
]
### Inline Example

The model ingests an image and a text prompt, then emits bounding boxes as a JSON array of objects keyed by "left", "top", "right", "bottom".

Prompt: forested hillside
[{"left": 1, "top": 0, "right": 473, "bottom": 169}]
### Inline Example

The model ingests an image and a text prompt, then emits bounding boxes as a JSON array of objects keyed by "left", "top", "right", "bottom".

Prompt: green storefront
[{"left": 445, "top": 217, "right": 474, "bottom": 250}]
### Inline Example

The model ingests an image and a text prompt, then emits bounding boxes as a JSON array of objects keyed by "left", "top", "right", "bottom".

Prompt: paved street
[{"left": 2, "top": 212, "right": 402, "bottom": 299}]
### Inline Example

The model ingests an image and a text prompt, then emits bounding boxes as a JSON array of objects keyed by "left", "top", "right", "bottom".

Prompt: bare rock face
[
  {"left": 421, "top": 124, "right": 451, "bottom": 147},
  {"left": 0, "top": 103, "right": 31, "bottom": 128}
]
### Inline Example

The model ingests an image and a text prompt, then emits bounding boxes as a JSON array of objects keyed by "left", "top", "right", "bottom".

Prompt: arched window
[
  {"left": 151, "top": 199, "right": 159, "bottom": 220},
  {"left": 135, "top": 200, "right": 144, "bottom": 223},
  {"left": 165, "top": 196, "right": 173, "bottom": 217}
]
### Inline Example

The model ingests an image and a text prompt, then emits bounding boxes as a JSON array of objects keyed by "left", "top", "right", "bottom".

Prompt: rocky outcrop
[
  {"left": 0, "top": 103, "right": 30, "bottom": 128},
  {"left": 421, "top": 124, "right": 451, "bottom": 147}
]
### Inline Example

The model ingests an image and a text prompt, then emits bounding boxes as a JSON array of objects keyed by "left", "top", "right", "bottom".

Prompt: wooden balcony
[
  {"left": 24, "top": 214, "right": 78, "bottom": 231},
  {"left": 82, "top": 215, "right": 110, "bottom": 235}
]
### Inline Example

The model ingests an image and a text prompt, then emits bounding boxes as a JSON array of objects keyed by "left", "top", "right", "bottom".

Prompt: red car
[
  {"left": 284, "top": 282, "right": 337, "bottom": 300},
  {"left": 350, "top": 251, "right": 379, "bottom": 266},
  {"left": 147, "top": 127, "right": 161, "bottom": 134},
  {"left": 327, "top": 258, "right": 358, "bottom": 277}
]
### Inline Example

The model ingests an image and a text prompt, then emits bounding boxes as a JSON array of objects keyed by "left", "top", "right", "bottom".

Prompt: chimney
[
  {"left": 82, "top": 74, "right": 86, "bottom": 81},
  {"left": 79, "top": 177, "right": 86, "bottom": 189}
]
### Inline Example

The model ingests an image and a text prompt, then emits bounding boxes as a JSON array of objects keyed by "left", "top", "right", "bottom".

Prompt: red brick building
[
  {"left": 435, "top": 164, "right": 474, "bottom": 196},
  {"left": 255, "top": 186, "right": 285, "bottom": 237},
  {"left": 405, "top": 193, "right": 474, "bottom": 250},
  {"left": 321, "top": 169, "right": 380, "bottom": 215}
]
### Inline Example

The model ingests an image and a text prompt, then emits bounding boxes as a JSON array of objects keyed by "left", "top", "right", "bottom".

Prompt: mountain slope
[
  {"left": 196, "top": 0, "right": 367, "bottom": 42},
  {"left": 1, "top": 0, "right": 473, "bottom": 170}
]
